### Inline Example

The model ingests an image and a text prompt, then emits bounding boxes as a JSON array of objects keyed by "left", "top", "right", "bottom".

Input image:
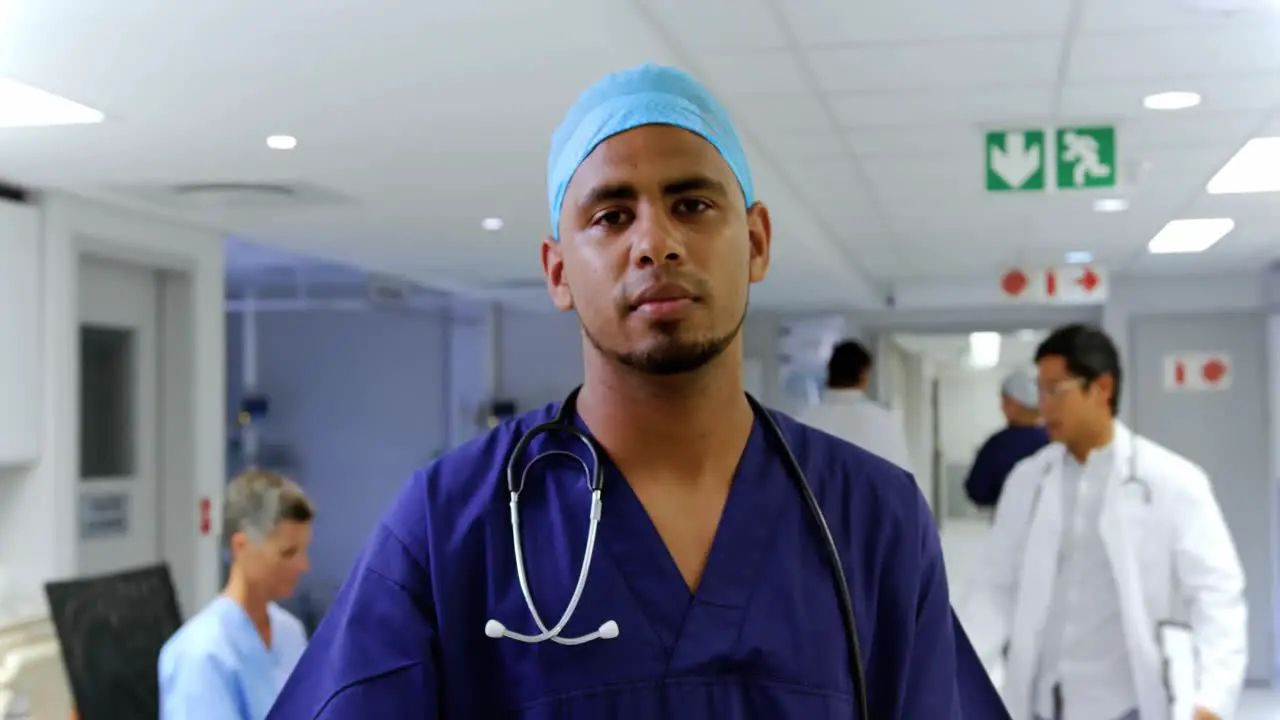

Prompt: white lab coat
[
  {"left": 964, "top": 422, "right": 1247, "bottom": 720},
  {"left": 797, "top": 389, "right": 914, "bottom": 474}
]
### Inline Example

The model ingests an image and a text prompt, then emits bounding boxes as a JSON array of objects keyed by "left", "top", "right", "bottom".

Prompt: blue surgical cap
[{"left": 546, "top": 63, "right": 756, "bottom": 240}]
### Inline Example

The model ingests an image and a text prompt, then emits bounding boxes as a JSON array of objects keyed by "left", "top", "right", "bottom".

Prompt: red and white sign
[
  {"left": 999, "top": 265, "right": 1108, "bottom": 304},
  {"left": 199, "top": 497, "right": 212, "bottom": 535},
  {"left": 1163, "top": 352, "right": 1233, "bottom": 392}
]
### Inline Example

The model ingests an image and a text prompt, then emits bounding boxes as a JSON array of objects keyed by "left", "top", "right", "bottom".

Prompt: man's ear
[
  {"left": 745, "top": 202, "right": 772, "bottom": 284},
  {"left": 541, "top": 236, "right": 574, "bottom": 311}
]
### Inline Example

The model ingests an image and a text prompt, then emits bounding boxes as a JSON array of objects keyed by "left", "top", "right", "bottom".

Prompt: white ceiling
[
  {"left": 895, "top": 330, "right": 1047, "bottom": 369},
  {"left": 3, "top": 0, "right": 1280, "bottom": 309}
]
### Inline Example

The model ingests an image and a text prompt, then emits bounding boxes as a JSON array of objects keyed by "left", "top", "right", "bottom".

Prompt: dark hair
[
  {"left": 827, "top": 340, "right": 872, "bottom": 389},
  {"left": 1034, "top": 323, "right": 1122, "bottom": 415}
]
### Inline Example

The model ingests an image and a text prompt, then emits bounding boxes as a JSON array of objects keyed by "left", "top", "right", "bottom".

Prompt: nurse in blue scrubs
[
  {"left": 268, "top": 63, "right": 1008, "bottom": 719},
  {"left": 964, "top": 367, "right": 1051, "bottom": 511},
  {"left": 160, "top": 469, "right": 314, "bottom": 719}
]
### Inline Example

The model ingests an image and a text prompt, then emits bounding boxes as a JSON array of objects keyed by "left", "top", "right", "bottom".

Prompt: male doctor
[
  {"left": 970, "top": 324, "right": 1246, "bottom": 720},
  {"left": 798, "top": 339, "right": 913, "bottom": 473}
]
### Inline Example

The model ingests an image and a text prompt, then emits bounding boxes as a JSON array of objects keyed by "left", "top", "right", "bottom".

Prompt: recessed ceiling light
[
  {"left": 481, "top": 217, "right": 504, "bottom": 231},
  {"left": 1064, "top": 250, "right": 1094, "bottom": 264},
  {"left": 266, "top": 135, "right": 297, "bottom": 150},
  {"left": 0, "top": 78, "right": 104, "bottom": 128},
  {"left": 1206, "top": 136, "right": 1280, "bottom": 194},
  {"left": 1093, "top": 198, "right": 1129, "bottom": 213},
  {"left": 1147, "top": 218, "right": 1234, "bottom": 254},
  {"left": 1143, "top": 91, "right": 1202, "bottom": 111}
]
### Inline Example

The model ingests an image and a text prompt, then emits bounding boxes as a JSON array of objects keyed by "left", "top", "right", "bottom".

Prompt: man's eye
[
  {"left": 596, "top": 210, "right": 630, "bottom": 226},
  {"left": 674, "top": 198, "right": 710, "bottom": 214}
]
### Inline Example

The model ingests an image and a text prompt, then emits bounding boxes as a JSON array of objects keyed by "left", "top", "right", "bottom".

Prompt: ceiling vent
[{"left": 104, "top": 180, "right": 352, "bottom": 212}]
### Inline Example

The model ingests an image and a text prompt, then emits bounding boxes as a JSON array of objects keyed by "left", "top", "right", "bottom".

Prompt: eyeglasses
[{"left": 1037, "top": 377, "right": 1086, "bottom": 399}]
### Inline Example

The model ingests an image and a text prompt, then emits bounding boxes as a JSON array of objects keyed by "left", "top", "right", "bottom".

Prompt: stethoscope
[
  {"left": 1027, "top": 444, "right": 1151, "bottom": 520},
  {"left": 483, "top": 386, "right": 869, "bottom": 718}
]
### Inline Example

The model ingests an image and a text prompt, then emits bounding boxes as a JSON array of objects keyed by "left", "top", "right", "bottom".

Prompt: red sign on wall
[
  {"left": 199, "top": 497, "right": 212, "bottom": 535},
  {"left": 1163, "top": 352, "right": 1233, "bottom": 392},
  {"left": 999, "top": 265, "right": 1108, "bottom": 303}
]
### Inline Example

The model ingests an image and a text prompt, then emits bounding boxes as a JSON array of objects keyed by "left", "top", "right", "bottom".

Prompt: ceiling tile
[
  {"left": 694, "top": 50, "right": 810, "bottom": 95},
  {"left": 1078, "top": 0, "right": 1280, "bottom": 32},
  {"left": 830, "top": 86, "right": 1055, "bottom": 127},
  {"left": 1068, "top": 27, "right": 1280, "bottom": 81},
  {"left": 780, "top": 0, "right": 1073, "bottom": 45},
  {"left": 726, "top": 92, "right": 832, "bottom": 131},
  {"left": 847, "top": 124, "right": 979, "bottom": 157},
  {"left": 641, "top": 0, "right": 787, "bottom": 51},
  {"left": 1059, "top": 77, "right": 1280, "bottom": 119},
  {"left": 760, "top": 131, "right": 849, "bottom": 159},
  {"left": 860, "top": 152, "right": 982, "bottom": 200},
  {"left": 780, "top": 156, "right": 874, "bottom": 202},
  {"left": 1120, "top": 111, "right": 1267, "bottom": 152},
  {"left": 807, "top": 38, "right": 1061, "bottom": 93}
]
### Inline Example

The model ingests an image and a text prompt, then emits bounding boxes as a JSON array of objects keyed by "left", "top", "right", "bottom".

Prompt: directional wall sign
[
  {"left": 1056, "top": 126, "right": 1117, "bottom": 190},
  {"left": 999, "top": 264, "right": 1108, "bottom": 304},
  {"left": 1163, "top": 352, "right": 1233, "bottom": 392},
  {"left": 986, "top": 129, "right": 1046, "bottom": 192}
]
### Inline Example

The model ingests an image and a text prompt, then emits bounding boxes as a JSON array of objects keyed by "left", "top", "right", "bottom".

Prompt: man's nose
[{"left": 630, "top": 206, "right": 687, "bottom": 267}]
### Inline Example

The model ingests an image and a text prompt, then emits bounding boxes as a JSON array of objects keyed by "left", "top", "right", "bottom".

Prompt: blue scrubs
[
  {"left": 963, "top": 425, "right": 1051, "bottom": 508},
  {"left": 268, "top": 402, "right": 1007, "bottom": 718},
  {"left": 159, "top": 596, "right": 308, "bottom": 720}
]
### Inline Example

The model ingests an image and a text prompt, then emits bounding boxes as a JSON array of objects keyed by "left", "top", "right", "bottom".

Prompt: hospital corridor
[{"left": 5, "top": 0, "right": 1280, "bottom": 718}]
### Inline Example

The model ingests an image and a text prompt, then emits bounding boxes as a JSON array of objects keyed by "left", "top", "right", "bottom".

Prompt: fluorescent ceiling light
[
  {"left": 1142, "top": 91, "right": 1201, "bottom": 111},
  {"left": 481, "top": 217, "right": 504, "bottom": 231},
  {"left": 0, "top": 78, "right": 104, "bottom": 128},
  {"left": 266, "top": 135, "right": 297, "bottom": 150},
  {"left": 1206, "top": 137, "right": 1280, "bottom": 194},
  {"left": 1092, "top": 198, "right": 1128, "bottom": 213},
  {"left": 1147, "top": 218, "right": 1234, "bottom": 254},
  {"left": 967, "top": 331, "right": 1001, "bottom": 370},
  {"left": 1064, "top": 250, "right": 1094, "bottom": 264}
]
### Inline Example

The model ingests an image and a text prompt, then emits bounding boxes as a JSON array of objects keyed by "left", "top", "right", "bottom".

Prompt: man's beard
[{"left": 581, "top": 304, "right": 746, "bottom": 376}]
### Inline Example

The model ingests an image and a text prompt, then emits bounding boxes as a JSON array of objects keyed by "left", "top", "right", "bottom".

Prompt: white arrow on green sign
[{"left": 986, "top": 130, "right": 1046, "bottom": 192}]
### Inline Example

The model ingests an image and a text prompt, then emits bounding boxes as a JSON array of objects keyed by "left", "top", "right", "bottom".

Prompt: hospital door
[
  {"left": 78, "top": 257, "right": 161, "bottom": 577},
  {"left": 1128, "top": 311, "right": 1272, "bottom": 682}
]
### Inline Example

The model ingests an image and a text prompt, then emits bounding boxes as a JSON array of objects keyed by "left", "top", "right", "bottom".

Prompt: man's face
[
  {"left": 232, "top": 520, "right": 312, "bottom": 601},
  {"left": 542, "top": 125, "right": 771, "bottom": 375},
  {"left": 1036, "top": 355, "right": 1111, "bottom": 444}
]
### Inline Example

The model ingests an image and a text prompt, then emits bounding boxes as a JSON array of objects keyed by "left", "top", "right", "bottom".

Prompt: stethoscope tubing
[{"left": 492, "top": 387, "right": 869, "bottom": 718}]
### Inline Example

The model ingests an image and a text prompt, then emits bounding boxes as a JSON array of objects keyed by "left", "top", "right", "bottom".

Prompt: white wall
[{"left": 0, "top": 193, "right": 224, "bottom": 616}]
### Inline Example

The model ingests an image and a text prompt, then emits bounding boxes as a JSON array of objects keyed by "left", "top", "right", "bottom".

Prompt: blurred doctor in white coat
[
  {"left": 799, "top": 339, "right": 913, "bottom": 473},
  {"left": 967, "top": 324, "right": 1246, "bottom": 720}
]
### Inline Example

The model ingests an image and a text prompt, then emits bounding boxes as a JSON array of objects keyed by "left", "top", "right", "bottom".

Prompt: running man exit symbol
[
  {"left": 986, "top": 130, "right": 1046, "bottom": 192},
  {"left": 1056, "top": 126, "right": 1117, "bottom": 189}
]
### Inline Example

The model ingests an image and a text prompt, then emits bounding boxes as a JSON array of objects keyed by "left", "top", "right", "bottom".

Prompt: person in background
[
  {"left": 963, "top": 366, "right": 1050, "bottom": 511},
  {"left": 967, "top": 324, "right": 1245, "bottom": 720},
  {"left": 159, "top": 469, "right": 314, "bottom": 720},
  {"left": 798, "top": 339, "right": 914, "bottom": 473}
]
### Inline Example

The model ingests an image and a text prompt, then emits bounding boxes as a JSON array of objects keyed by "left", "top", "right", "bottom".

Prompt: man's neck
[
  {"left": 223, "top": 573, "right": 270, "bottom": 627},
  {"left": 1066, "top": 417, "right": 1114, "bottom": 463},
  {"left": 577, "top": 348, "right": 754, "bottom": 486}
]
